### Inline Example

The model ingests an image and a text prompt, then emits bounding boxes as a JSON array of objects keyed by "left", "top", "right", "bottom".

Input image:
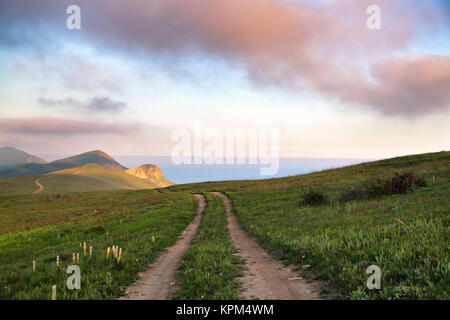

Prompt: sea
[
  {"left": 38, "top": 154, "right": 373, "bottom": 185},
  {"left": 114, "top": 156, "right": 373, "bottom": 184}
]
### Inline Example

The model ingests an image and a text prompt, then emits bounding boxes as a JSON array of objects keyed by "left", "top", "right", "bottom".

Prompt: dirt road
[
  {"left": 120, "top": 194, "right": 205, "bottom": 300},
  {"left": 212, "top": 192, "right": 322, "bottom": 300},
  {"left": 32, "top": 179, "right": 44, "bottom": 194}
]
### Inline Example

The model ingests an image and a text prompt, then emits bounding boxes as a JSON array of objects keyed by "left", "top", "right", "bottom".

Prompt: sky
[{"left": 0, "top": 0, "right": 449, "bottom": 161}]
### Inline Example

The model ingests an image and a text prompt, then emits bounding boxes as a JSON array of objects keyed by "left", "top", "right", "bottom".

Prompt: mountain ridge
[
  {"left": 0, "top": 148, "right": 174, "bottom": 192},
  {"left": 0, "top": 149, "right": 126, "bottom": 178},
  {"left": 0, "top": 146, "right": 47, "bottom": 170}
]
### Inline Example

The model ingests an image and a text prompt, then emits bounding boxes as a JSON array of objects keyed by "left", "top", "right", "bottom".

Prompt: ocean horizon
[{"left": 37, "top": 154, "right": 374, "bottom": 184}]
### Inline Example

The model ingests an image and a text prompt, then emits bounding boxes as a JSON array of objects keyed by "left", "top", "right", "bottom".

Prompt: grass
[
  {"left": 0, "top": 151, "right": 448, "bottom": 300},
  {"left": 170, "top": 151, "right": 450, "bottom": 300},
  {"left": 49, "top": 164, "right": 162, "bottom": 189},
  {"left": 0, "top": 189, "right": 197, "bottom": 299},
  {"left": 0, "top": 175, "right": 40, "bottom": 194},
  {"left": 226, "top": 180, "right": 449, "bottom": 299},
  {"left": 0, "top": 164, "right": 162, "bottom": 195},
  {"left": 176, "top": 194, "right": 242, "bottom": 300}
]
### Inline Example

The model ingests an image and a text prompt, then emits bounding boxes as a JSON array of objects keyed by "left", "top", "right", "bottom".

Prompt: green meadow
[
  {"left": 0, "top": 190, "right": 197, "bottom": 299},
  {"left": 0, "top": 151, "right": 448, "bottom": 299},
  {"left": 170, "top": 151, "right": 450, "bottom": 300}
]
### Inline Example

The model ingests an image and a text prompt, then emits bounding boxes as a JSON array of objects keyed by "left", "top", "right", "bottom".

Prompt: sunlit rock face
[{"left": 126, "top": 164, "right": 174, "bottom": 187}]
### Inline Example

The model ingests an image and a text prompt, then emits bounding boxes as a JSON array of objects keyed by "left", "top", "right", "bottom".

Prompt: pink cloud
[
  {"left": 352, "top": 55, "right": 450, "bottom": 115},
  {"left": 1, "top": 0, "right": 449, "bottom": 116},
  {"left": 0, "top": 136, "right": 24, "bottom": 146},
  {"left": 0, "top": 117, "right": 136, "bottom": 135},
  {"left": 83, "top": 0, "right": 450, "bottom": 116}
]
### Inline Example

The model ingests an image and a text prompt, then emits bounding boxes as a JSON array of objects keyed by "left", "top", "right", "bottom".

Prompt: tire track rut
[
  {"left": 120, "top": 194, "right": 205, "bottom": 300},
  {"left": 212, "top": 192, "right": 322, "bottom": 300}
]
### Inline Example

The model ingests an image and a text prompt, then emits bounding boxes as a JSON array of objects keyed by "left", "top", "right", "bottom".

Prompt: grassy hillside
[
  {"left": 0, "top": 150, "right": 125, "bottom": 178},
  {"left": 0, "top": 164, "right": 165, "bottom": 194},
  {"left": 0, "top": 175, "right": 41, "bottom": 194},
  {"left": 0, "top": 150, "right": 174, "bottom": 192},
  {"left": 49, "top": 164, "right": 164, "bottom": 189},
  {"left": 170, "top": 151, "right": 450, "bottom": 299},
  {"left": 0, "top": 190, "right": 197, "bottom": 299},
  {"left": 0, "top": 164, "right": 174, "bottom": 194}
]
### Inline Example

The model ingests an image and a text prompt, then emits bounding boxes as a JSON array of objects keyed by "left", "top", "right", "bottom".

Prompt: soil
[
  {"left": 120, "top": 194, "right": 205, "bottom": 300},
  {"left": 212, "top": 192, "right": 322, "bottom": 300}
]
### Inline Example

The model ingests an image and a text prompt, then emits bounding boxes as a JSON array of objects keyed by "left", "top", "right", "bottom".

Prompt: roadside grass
[
  {"left": 0, "top": 175, "right": 38, "bottom": 194},
  {"left": 176, "top": 193, "right": 242, "bottom": 300},
  {"left": 226, "top": 178, "right": 449, "bottom": 300},
  {"left": 0, "top": 189, "right": 181, "bottom": 234},
  {"left": 170, "top": 151, "right": 450, "bottom": 299},
  {"left": 0, "top": 190, "right": 197, "bottom": 299}
]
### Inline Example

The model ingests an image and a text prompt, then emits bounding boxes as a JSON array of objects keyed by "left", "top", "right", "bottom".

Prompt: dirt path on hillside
[
  {"left": 120, "top": 194, "right": 205, "bottom": 300},
  {"left": 212, "top": 192, "right": 322, "bottom": 300},
  {"left": 32, "top": 179, "right": 44, "bottom": 194}
]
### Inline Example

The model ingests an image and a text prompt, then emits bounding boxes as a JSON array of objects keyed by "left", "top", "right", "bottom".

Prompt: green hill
[
  {"left": 0, "top": 146, "right": 47, "bottom": 170},
  {"left": 50, "top": 150, "right": 126, "bottom": 170},
  {"left": 0, "top": 150, "right": 126, "bottom": 178},
  {"left": 48, "top": 164, "right": 164, "bottom": 190},
  {"left": 0, "top": 163, "right": 171, "bottom": 194}
]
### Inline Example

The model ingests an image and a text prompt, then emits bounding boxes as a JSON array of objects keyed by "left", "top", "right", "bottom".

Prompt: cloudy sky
[{"left": 0, "top": 0, "right": 449, "bottom": 159}]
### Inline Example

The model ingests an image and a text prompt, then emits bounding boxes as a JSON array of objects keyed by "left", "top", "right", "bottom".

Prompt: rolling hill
[
  {"left": 0, "top": 150, "right": 125, "bottom": 178},
  {"left": 0, "top": 149, "right": 173, "bottom": 193},
  {"left": 48, "top": 163, "right": 169, "bottom": 190},
  {"left": 0, "top": 146, "right": 47, "bottom": 170}
]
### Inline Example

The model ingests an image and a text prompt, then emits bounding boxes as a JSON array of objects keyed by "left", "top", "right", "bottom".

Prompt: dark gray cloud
[
  {"left": 85, "top": 97, "right": 127, "bottom": 113},
  {"left": 38, "top": 96, "right": 127, "bottom": 114},
  {"left": 38, "top": 97, "right": 80, "bottom": 108}
]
